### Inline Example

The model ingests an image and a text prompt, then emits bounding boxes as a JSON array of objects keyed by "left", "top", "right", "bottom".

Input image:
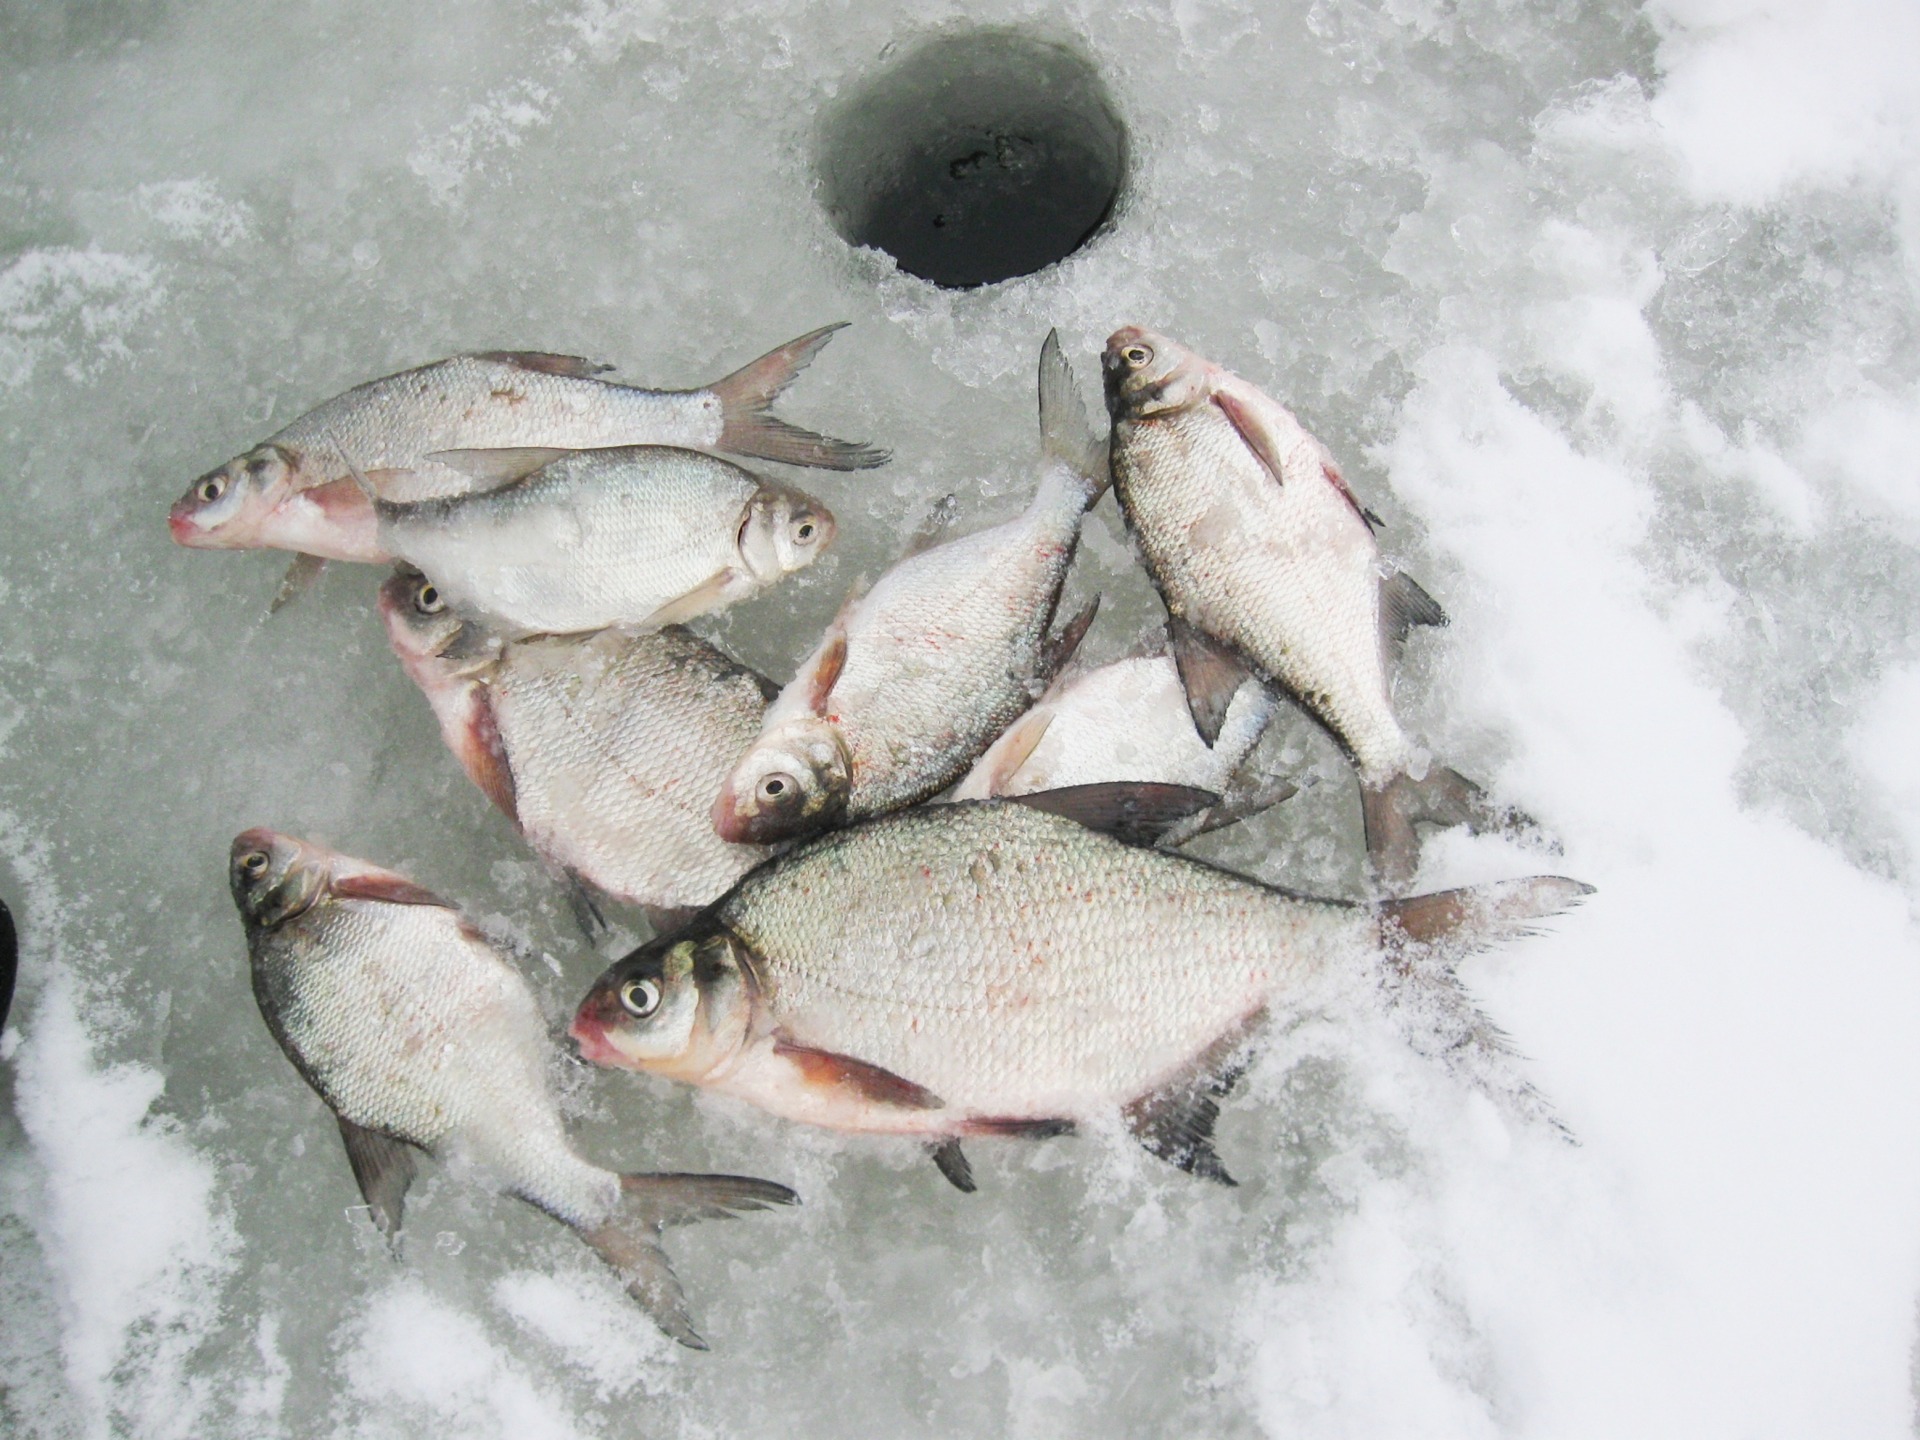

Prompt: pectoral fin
[
  {"left": 1168, "top": 616, "right": 1253, "bottom": 748},
  {"left": 1212, "top": 388, "right": 1381, "bottom": 529},
  {"left": 328, "top": 873, "right": 450, "bottom": 908},
  {"left": 336, "top": 1116, "right": 421, "bottom": 1239},
  {"left": 928, "top": 1139, "right": 976, "bottom": 1193},
  {"left": 772, "top": 1035, "right": 945, "bottom": 1110},
  {"left": 975, "top": 709, "right": 1055, "bottom": 794}
]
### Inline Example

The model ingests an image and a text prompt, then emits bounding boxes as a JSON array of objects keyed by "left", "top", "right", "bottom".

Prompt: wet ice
[{"left": 5, "top": 0, "right": 1920, "bottom": 1435}]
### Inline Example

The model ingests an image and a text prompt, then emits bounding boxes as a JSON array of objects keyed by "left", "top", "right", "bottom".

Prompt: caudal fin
[
  {"left": 710, "top": 324, "right": 890, "bottom": 471},
  {"left": 1374, "top": 876, "right": 1593, "bottom": 1136},
  {"left": 1037, "top": 329, "right": 1108, "bottom": 507},
  {"left": 1361, "top": 765, "right": 1545, "bottom": 894},
  {"left": 575, "top": 1172, "right": 798, "bottom": 1350}
]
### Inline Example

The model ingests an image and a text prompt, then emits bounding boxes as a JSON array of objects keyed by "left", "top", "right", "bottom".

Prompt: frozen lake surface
[{"left": 5, "top": 0, "right": 1920, "bottom": 1434}]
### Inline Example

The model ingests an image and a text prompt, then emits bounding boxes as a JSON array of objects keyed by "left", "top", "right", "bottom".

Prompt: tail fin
[
  {"left": 1037, "top": 330, "right": 1108, "bottom": 506},
  {"left": 1361, "top": 764, "right": 1543, "bottom": 894},
  {"left": 574, "top": 1172, "right": 798, "bottom": 1350},
  {"left": 710, "top": 324, "right": 890, "bottom": 471},
  {"left": 1374, "top": 876, "right": 1593, "bottom": 1136}
]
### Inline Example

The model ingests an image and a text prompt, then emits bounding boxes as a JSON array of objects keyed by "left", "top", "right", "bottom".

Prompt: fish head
[
  {"left": 738, "top": 484, "right": 836, "bottom": 583},
  {"left": 570, "top": 925, "right": 754, "bottom": 1081},
  {"left": 376, "top": 564, "right": 499, "bottom": 676},
  {"left": 229, "top": 828, "right": 330, "bottom": 930},
  {"left": 712, "top": 717, "right": 850, "bottom": 844},
  {"left": 1102, "top": 327, "right": 1211, "bottom": 420},
  {"left": 169, "top": 444, "right": 304, "bottom": 549}
]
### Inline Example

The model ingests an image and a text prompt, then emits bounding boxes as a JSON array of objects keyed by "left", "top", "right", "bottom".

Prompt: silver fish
[
  {"left": 231, "top": 829, "right": 796, "bottom": 1348},
  {"left": 169, "top": 326, "right": 885, "bottom": 603},
  {"left": 375, "top": 446, "right": 833, "bottom": 636},
  {"left": 1103, "top": 326, "right": 1519, "bottom": 888},
  {"left": 948, "top": 653, "right": 1294, "bottom": 842},
  {"left": 711, "top": 331, "right": 1103, "bottom": 845},
  {"left": 378, "top": 568, "right": 773, "bottom": 924},
  {"left": 572, "top": 793, "right": 1590, "bottom": 1190}
]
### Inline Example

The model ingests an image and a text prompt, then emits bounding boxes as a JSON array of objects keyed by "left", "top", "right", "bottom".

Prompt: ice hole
[{"left": 817, "top": 30, "right": 1128, "bottom": 289}]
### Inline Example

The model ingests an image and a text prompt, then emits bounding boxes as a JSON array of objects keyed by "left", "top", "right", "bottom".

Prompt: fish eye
[
  {"left": 759, "top": 773, "right": 793, "bottom": 801},
  {"left": 414, "top": 582, "right": 444, "bottom": 615},
  {"left": 1123, "top": 344, "right": 1153, "bottom": 367},
  {"left": 793, "top": 518, "right": 817, "bottom": 543},
  {"left": 619, "top": 977, "right": 662, "bottom": 1018},
  {"left": 239, "top": 850, "right": 270, "bottom": 878},
  {"left": 199, "top": 475, "right": 228, "bottom": 503}
]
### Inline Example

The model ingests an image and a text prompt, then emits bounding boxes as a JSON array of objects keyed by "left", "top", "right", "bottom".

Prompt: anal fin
[
  {"left": 336, "top": 1116, "right": 421, "bottom": 1240},
  {"left": 1040, "top": 595, "right": 1100, "bottom": 681},
  {"left": 1168, "top": 616, "right": 1253, "bottom": 748},
  {"left": 1121, "top": 1016, "right": 1262, "bottom": 1186}
]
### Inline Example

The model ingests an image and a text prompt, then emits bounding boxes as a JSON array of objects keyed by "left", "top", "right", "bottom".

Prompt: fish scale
[
  {"left": 493, "top": 627, "right": 772, "bottom": 908},
  {"left": 379, "top": 446, "right": 818, "bottom": 636},
  {"left": 1113, "top": 400, "right": 1410, "bottom": 782},
  {"left": 272, "top": 356, "right": 724, "bottom": 503},
  {"left": 251, "top": 890, "right": 618, "bottom": 1226},
  {"left": 717, "top": 805, "right": 1352, "bottom": 1115},
  {"left": 824, "top": 475, "right": 1087, "bottom": 814}
]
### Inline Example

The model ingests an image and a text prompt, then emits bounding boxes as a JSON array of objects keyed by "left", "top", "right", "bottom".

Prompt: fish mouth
[
  {"left": 568, "top": 992, "right": 631, "bottom": 1067},
  {"left": 711, "top": 787, "right": 766, "bottom": 845},
  {"left": 168, "top": 498, "right": 214, "bottom": 546}
]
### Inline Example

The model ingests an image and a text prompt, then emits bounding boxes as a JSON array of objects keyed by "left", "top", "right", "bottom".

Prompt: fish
[
  {"left": 372, "top": 446, "right": 834, "bottom": 637},
  {"left": 1103, "top": 325, "right": 1523, "bottom": 889},
  {"left": 947, "top": 652, "right": 1295, "bottom": 843},
  {"left": 572, "top": 789, "right": 1591, "bottom": 1192},
  {"left": 230, "top": 829, "right": 797, "bottom": 1348},
  {"left": 168, "top": 325, "right": 886, "bottom": 604},
  {"left": 378, "top": 567, "right": 774, "bottom": 927},
  {"left": 711, "top": 331, "right": 1105, "bottom": 845}
]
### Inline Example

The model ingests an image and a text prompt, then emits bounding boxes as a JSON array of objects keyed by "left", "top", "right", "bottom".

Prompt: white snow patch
[{"left": 0, "top": 247, "right": 163, "bottom": 388}]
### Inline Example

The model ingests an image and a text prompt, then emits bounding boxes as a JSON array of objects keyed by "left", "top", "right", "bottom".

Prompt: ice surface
[{"left": 4, "top": 0, "right": 1920, "bottom": 1435}]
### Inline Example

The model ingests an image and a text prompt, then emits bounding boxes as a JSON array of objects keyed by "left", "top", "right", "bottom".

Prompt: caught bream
[
  {"left": 712, "top": 331, "right": 1103, "bottom": 845},
  {"left": 949, "top": 652, "right": 1296, "bottom": 844},
  {"left": 373, "top": 445, "right": 835, "bottom": 636},
  {"left": 1104, "top": 325, "right": 1524, "bottom": 888},
  {"left": 230, "top": 829, "right": 796, "bottom": 1348},
  {"left": 379, "top": 567, "right": 773, "bottom": 928},
  {"left": 169, "top": 324, "right": 885, "bottom": 606},
  {"left": 573, "top": 790, "right": 1590, "bottom": 1192}
]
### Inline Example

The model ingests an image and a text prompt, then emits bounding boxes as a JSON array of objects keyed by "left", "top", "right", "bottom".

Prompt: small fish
[
  {"left": 374, "top": 446, "right": 834, "bottom": 637},
  {"left": 379, "top": 568, "right": 774, "bottom": 925},
  {"left": 948, "top": 653, "right": 1294, "bottom": 842},
  {"left": 573, "top": 791, "right": 1590, "bottom": 1191},
  {"left": 231, "top": 829, "right": 796, "bottom": 1348},
  {"left": 712, "top": 331, "right": 1104, "bottom": 844},
  {"left": 1103, "top": 326, "right": 1521, "bottom": 888},
  {"left": 169, "top": 326, "right": 885, "bottom": 602}
]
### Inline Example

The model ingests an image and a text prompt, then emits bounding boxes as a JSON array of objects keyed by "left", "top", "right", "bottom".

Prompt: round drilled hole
[{"left": 818, "top": 30, "right": 1128, "bottom": 289}]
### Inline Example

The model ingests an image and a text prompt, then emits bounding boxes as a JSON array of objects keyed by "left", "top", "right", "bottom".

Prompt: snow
[{"left": 5, "top": 0, "right": 1920, "bottom": 1434}]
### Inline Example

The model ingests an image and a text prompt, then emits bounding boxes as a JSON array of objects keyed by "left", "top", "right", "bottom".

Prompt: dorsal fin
[
  {"left": 469, "top": 351, "right": 614, "bottom": 378},
  {"left": 928, "top": 1139, "right": 976, "bottom": 1192},
  {"left": 1039, "top": 595, "right": 1100, "bottom": 681},
  {"left": 1381, "top": 571, "right": 1447, "bottom": 647},
  {"left": 1007, "top": 782, "right": 1218, "bottom": 846}
]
